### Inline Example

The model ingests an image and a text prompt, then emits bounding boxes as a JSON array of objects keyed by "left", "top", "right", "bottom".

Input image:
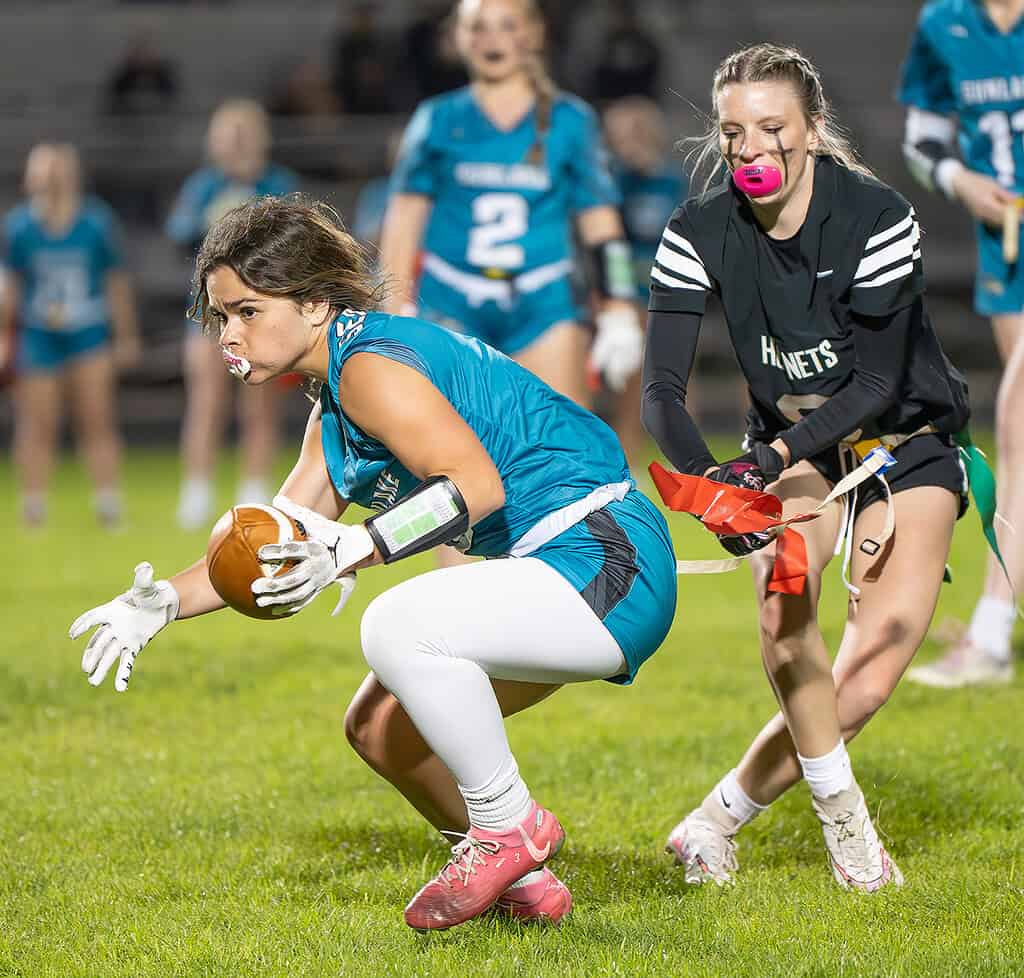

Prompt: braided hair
[{"left": 687, "top": 43, "right": 874, "bottom": 194}]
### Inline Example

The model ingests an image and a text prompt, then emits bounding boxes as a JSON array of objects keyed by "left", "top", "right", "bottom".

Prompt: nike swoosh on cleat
[
  {"left": 519, "top": 826, "right": 551, "bottom": 862},
  {"left": 720, "top": 789, "right": 732, "bottom": 808}
]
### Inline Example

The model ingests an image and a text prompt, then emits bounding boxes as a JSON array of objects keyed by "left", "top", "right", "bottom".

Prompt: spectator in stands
[
  {"left": 105, "top": 34, "right": 178, "bottom": 117},
  {"left": 330, "top": 2, "right": 398, "bottom": 114},
  {"left": 1, "top": 143, "right": 140, "bottom": 528},
  {"left": 166, "top": 100, "right": 299, "bottom": 530},
  {"left": 401, "top": 0, "right": 468, "bottom": 104},
  {"left": 589, "top": 1, "right": 661, "bottom": 104},
  {"left": 603, "top": 95, "right": 687, "bottom": 465}
]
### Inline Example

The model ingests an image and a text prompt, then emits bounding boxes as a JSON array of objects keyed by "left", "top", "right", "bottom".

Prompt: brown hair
[
  {"left": 189, "top": 194, "right": 386, "bottom": 333},
  {"left": 687, "top": 43, "right": 873, "bottom": 194}
]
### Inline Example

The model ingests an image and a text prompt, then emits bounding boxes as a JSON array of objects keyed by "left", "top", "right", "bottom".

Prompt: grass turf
[{"left": 1, "top": 447, "right": 1022, "bottom": 978}]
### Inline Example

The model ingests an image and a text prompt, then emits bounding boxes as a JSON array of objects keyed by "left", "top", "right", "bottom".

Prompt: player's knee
[
  {"left": 343, "top": 692, "right": 384, "bottom": 767},
  {"left": 758, "top": 592, "right": 814, "bottom": 650}
]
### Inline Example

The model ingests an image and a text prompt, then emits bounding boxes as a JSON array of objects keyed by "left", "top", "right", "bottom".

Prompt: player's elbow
[{"left": 640, "top": 382, "right": 682, "bottom": 438}]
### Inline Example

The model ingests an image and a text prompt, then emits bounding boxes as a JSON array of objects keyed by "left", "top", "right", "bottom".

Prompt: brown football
[{"left": 206, "top": 505, "right": 308, "bottom": 620}]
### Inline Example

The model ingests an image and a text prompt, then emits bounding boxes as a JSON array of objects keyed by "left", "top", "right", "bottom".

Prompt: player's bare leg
[
  {"left": 236, "top": 379, "right": 280, "bottom": 504},
  {"left": 12, "top": 371, "right": 60, "bottom": 526},
  {"left": 179, "top": 332, "right": 230, "bottom": 529},
  {"left": 513, "top": 320, "right": 592, "bottom": 410},
  {"left": 66, "top": 348, "right": 123, "bottom": 527},
  {"left": 682, "top": 485, "right": 956, "bottom": 887},
  {"left": 912, "top": 311, "right": 1023, "bottom": 687},
  {"left": 345, "top": 673, "right": 572, "bottom": 923}
]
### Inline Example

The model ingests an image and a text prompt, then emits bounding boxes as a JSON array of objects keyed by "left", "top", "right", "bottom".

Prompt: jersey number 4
[
  {"left": 979, "top": 110, "right": 1024, "bottom": 187},
  {"left": 467, "top": 193, "right": 527, "bottom": 270}
]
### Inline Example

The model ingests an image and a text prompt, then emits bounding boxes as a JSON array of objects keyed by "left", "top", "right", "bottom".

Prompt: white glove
[
  {"left": 251, "top": 495, "right": 371, "bottom": 615},
  {"left": 69, "top": 562, "right": 179, "bottom": 692},
  {"left": 591, "top": 304, "right": 644, "bottom": 393}
]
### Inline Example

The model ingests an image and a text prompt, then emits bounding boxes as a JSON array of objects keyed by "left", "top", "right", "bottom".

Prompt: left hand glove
[
  {"left": 591, "top": 304, "right": 643, "bottom": 393},
  {"left": 710, "top": 442, "right": 786, "bottom": 491},
  {"left": 251, "top": 495, "right": 373, "bottom": 615},
  {"left": 716, "top": 529, "right": 775, "bottom": 557}
]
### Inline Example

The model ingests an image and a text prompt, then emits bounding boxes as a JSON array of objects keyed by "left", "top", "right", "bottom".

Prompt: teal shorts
[
  {"left": 531, "top": 489, "right": 678, "bottom": 684},
  {"left": 417, "top": 268, "right": 582, "bottom": 355},
  {"left": 975, "top": 222, "right": 1024, "bottom": 316},
  {"left": 18, "top": 325, "right": 110, "bottom": 374}
]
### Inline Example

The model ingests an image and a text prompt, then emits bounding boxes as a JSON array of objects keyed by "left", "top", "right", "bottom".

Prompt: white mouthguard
[{"left": 221, "top": 348, "right": 251, "bottom": 381}]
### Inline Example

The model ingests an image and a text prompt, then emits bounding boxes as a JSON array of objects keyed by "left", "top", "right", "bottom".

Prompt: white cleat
[
  {"left": 665, "top": 809, "right": 738, "bottom": 885},
  {"left": 811, "top": 784, "right": 903, "bottom": 892},
  {"left": 907, "top": 640, "right": 1013, "bottom": 688}
]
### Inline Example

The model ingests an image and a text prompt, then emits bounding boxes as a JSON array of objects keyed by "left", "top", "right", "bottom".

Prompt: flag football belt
[{"left": 421, "top": 253, "right": 573, "bottom": 309}]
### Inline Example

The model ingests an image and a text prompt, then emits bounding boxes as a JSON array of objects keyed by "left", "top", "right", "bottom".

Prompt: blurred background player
[
  {"left": 0, "top": 143, "right": 139, "bottom": 528},
  {"left": 604, "top": 95, "right": 688, "bottom": 464},
  {"left": 645, "top": 44, "right": 969, "bottom": 890},
  {"left": 378, "top": 0, "right": 644, "bottom": 415},
  {"left": 898, "top": 0, "right": 1023, "bottom": 686},
  {"left": 167, "top": 99, "right": 298, "bottom": 530}
]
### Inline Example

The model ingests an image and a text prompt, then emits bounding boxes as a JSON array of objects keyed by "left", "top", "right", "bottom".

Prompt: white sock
[
  {"left": 967, "top": 596, "right": 1016, "bottom": 662},
  {"left": 94, "top": 488, "right": 122, "bottom": 525},
  {"left": 706, "top": 769, "right": 768, "bottom": 831},
  {"left": 459, "top": 755, "right": 532, "bottom": 832},
  {"left": 22, "top": 491, "right": 46, "bottom": 526},
  {"left": 236, "top": 477, "right": 270, "bottom": 505},
  {"left": 798, "top": 740, "right": 853, "bottom": 799}
]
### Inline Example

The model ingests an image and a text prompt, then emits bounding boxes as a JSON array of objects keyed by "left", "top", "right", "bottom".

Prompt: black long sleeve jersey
[{"left": 642, "top": 156, "right": 969, "bottom": 475}]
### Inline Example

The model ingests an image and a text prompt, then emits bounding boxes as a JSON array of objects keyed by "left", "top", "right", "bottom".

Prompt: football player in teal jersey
[
  {"left": 899, "top": 0, "right": 1024, "bottom": 685},
  {"left": 379, "top": 0, "right": 644, "bottom": 412},
  {"left": 1, "top": 143, "right": 140, "bottom": 527},
  {"left": 167, "top": 100, "right": 299, "bottom": 530},
  {"left": 69, "top": 195, "right": 678, "bottom": 931},
  {"left": 604, "top": 96, "right": 688, "bottom": 465}
]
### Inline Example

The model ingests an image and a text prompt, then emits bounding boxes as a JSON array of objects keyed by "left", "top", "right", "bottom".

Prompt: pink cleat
[
  {"left": 404, "top": 802, "right": 565, "bottom": 931},
  {"left": 493, "top": 867, "right": 573, "bottom": 925}
]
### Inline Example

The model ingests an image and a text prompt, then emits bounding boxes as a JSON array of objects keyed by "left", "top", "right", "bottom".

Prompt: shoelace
[
  {"left": 438, "top": 832, "right": 503, "bottom": 888},
  {"left": 826, "top": 809, "right": 878, "bottom": 879}
]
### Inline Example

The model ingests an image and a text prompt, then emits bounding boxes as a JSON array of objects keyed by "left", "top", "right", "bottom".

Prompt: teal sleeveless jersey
[{"left": 319, "top": 309, "right": 633, "bottom": 557}]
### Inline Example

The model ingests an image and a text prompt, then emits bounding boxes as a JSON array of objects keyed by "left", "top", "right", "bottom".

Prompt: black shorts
[{"left": 807, "top": 433, "right": 969, "bottom": 520}]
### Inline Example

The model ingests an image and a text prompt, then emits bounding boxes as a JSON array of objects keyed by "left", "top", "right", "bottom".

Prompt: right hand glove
[
  {"left": 250, "top": 495, "right": 368, "bottom": 615},
  {"left": 69, "top": 562, "right": 179, "bottom": 692},
  {"left": 716, "top": 530, "right": 774, "bottom": 557}
]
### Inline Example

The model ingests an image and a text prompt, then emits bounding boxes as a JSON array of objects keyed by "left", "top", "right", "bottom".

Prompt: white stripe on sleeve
[
  {"left": 864, "top": 209, "right": 915, "bottom": 251},
  {"left": 853, "top": 253, "right": 920, "bottom": 289},
  {"left": 661, "top": 226, "right": 705, "bottom": 265},
  {"left": 651, "top": 266, "right": 706, "bottom": 291},
  {"left": 855, "top": 220, "right": 920, "bottom": 281},
  {"left": 654, "top": 241, "right": 711, "bottom": 287}
]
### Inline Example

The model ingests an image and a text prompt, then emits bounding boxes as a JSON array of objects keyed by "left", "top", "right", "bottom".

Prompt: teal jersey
[
  {"left": 390, "top": 87, "right": 619, "bottom": 275},
  {"left": 614, "top": 158, "right": 687, "bottom": 300},
  {"left": 899, "top": 0, "right": 1024, "bottom": 190},
  {"left": 166, "top": 164, "right": 299, "bottom": 248},
  {"left": 2, "top": 197, "right": 123, "bottom": 332},
  {"left": 318, "top": 309, "right": 633, "bottom": 558}
]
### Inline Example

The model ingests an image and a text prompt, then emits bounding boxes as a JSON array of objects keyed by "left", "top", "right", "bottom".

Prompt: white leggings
[{"left": 360, "top": 557, "right": 626, "bottom": 789}]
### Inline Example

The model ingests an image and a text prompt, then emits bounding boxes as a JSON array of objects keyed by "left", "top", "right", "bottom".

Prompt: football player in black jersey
[{"left": 643, "top": 43, "right": 970, "bottom": 891}]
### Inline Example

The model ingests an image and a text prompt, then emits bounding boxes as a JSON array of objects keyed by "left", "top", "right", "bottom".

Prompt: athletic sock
[
  {"left": 236, "top": 477, "right": 270, "bottom": 505},
  {"left": 94, "top": 488, "right": 122, "bottom": 527},
  {"left": 459, "top": 755, "right": 533, "bottom": 832},
  {"left": 22, "top": 491, "right": 46, "bottom": 527},
  {"left": 967, "top": 596, "right": 1016, "bottom": 663},
  {"left": 798, "top": 740, "right": 854, "bottom": 799},
  {"left": 704, "top": 768, "right": 768, "bottom": 833}
]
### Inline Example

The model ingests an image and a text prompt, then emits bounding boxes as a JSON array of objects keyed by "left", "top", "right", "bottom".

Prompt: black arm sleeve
[
  {"left": 640, "top": 308, "right": 717, "bottom": 476},
  {"left": 779, "top": 304, "right": 915, "bottom": 463}
]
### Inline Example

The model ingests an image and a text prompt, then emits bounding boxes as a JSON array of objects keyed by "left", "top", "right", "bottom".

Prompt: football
[{"left": 206, "top": 504, "right": 308, "bottom": 620}]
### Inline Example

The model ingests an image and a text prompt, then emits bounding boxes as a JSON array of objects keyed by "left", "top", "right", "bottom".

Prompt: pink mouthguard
[
  {"left": 221, "top": 347, "right": 251, "bottom": 380},
  {"left": 733, "top": 164, "right": 783, "bottom": 197}
]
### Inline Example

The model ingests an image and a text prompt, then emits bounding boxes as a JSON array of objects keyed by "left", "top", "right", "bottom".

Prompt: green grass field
[{"left": 2, "top": 447, "right": 1022, "bottom": 978}]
